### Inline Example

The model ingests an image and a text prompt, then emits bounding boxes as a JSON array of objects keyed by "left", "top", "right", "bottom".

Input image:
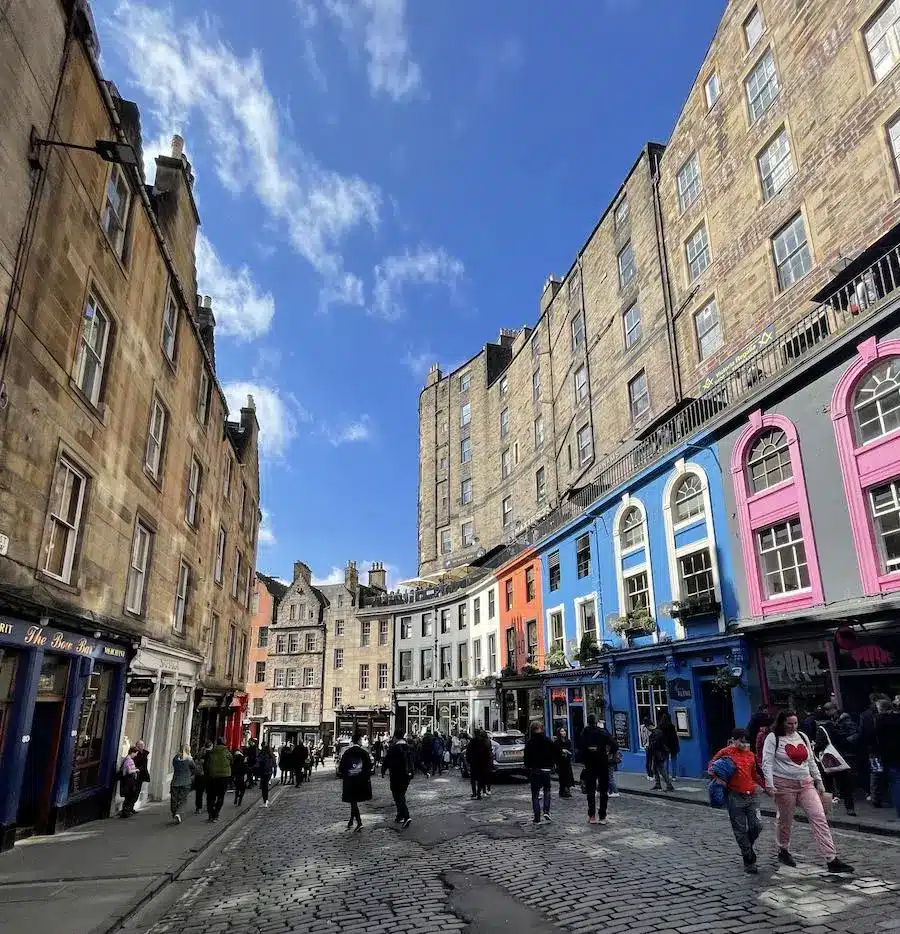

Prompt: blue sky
[{"left": 93, "top": 0, "right": 726, "bottom": 586}]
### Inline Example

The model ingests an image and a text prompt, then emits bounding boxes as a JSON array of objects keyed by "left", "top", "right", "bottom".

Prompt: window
[
  {"left": 173, "top": 560, "right": 190, "bottom": 633},
  {"left": 677, "top": 153, "right": 702, "bottom": 212},
  {"left": 461, "top": 478, "right": 473, "bottom": 505},
  {"left": 400, "top": 616, "right": 411, "bottom": 639},
  {"left": 620, "top": 505, "right": 645, "bottom": 550},
  {"left": 623, "top": 303, "right": 642, "bottom": 349},
  {"left": 572, "top": 311, "right": 585, "bottom": 352},
  {"left": 186, "top": 455, "right": 201, "bottom": 526},
  {"left": 255, "top": 661, "right": 266, "bottom": 683},
  {"left": 273, "top": 667, "right": 286, "bottom": 688},
  {"left": 500, "top": 407, "right": 510, "bottom": 439},
  {"left": 532, "top": 369, "right": 541, "bottom": 402},
  {"left": 461, "top": 520, "right": 474, "bottom": 547},
  {"left": 757, "top": 518, "right": 810, "bottom": 597},
  {"left": 214, "top": 527, "right": 226, "bottom": 584},
  {"left": 271, "top": 702, "right": 282, "bottom": 721},
  {"left": 161, "top": 290, "right": 178, "bottom": 362},
  {"left": 305, "top": 632, "right": 315, "bottom": 651},
  {"left": 618, "top": 241, "right": 636, "bottom": 288},
  {"left": 460, "top": 402, "right": 471, "bottom": 427},
  {"left": 232, "top": 550, "right": 242, "bottom": 599},
  {"left": 686, "top": 224, "right": 711, "bottom": 282},
  {"left": 125, "top": 522, "right": 152, "bottom": 614},
  {"left": 747, "top": 428, "right": 793, "bottom": 493},
  {"left": 680, "top": 549, "right": 716, "bottom": 599},
  {"left": 549, "top": 611, "right": 564, "bottom": 653},
  {"left": 704, "top": 72, "right": 721, "bottom": 108},
  {"left": 43, "top": 457, "right": 87, "bottom": 582},
  {"left": 531, "top": 331, "right": 540, "bottom": 359},
  {"left": 505, "top": 579, "right": 514, "bottom": 611},
  {"left": 439, "top": 454, "right": 448, "bottom": 472},
  {"left": 536, "top": 467, "right": 546, "bottom": 504},
  {"left": 459, "top": 372, "right": 471, "bottom": 393},
  {"left": 576, "top": 533, "right": 591, "bottom": 579},
  {"left": 239, "top": 483, "right": 247, "bottom": 528},
  {"left": 100, "top": 163, "right": 131, "bottom": 257},
  {"left": 500, "top": 375, "right": 509, "bottom": 397},
  {"left": 438, "top": 645, "right": 451, "bottom": 679},
  {"left": 145, "top": 397, "right": 167, "bottom": 479},
  {"left": 488, "top": 633, "right": 497, "bottom": 672},
  {"left": 251, "top": 590, "right": 260, "bottom": 615},
  {"left": 440, "top": 527, "right": 451, "bottom": 554},
  {"left": 473, "top": 597, "right": 481, "bottom": 625},
  {"left": 378, "top": 662, "right": 389, "bottom": 690},
  {"left": 258, "top": 626, "right": 268, "bottom": 648},
  {"left": 457, "top": 644, "right": 468, "bottom": 679},
  {"left": 574, "top": 365, "right": 588, "bottom": 404},
  {"left": 501, "top": 448, "right": 511, "bottom": 479},
  {"left": 399, "top": 651, "right": 412, "bottom": 682},
  {"left": 421, "top": 649, "right": 434, "bottom": 680},
  {"left": 303, "top": 667, "right": 314, "bottom": 687},
  {"left": 223, "top": 458, "right": 232, "bottom": 499},
  {"left": 758, "top": 128, "right": 794, "bottom": 200},
  {"left": 579, "top": 599, "right": 597, "bottom": 641},
  {"left": 548, "top": 551, "right": 561, "bottom": 591},
  {"left": 359, "top": 664, "right": 370, "bottom": 690},
  {"left": 853, "top": 359, "right": 900, "bottom": 444},
  {"left": 284, "top": 698, "right": 295, "bottom": 718},
  {"left": 534, "top": 415, "right": 544, "bottom": 448},
  {"left": 744, "top": 6, "right": 763, "bottom": 49},
  {"left": 488, "top": 589, "right": 496, "bottom": 618},
  {"left": 891, "top": 117, "right": 900, "bottom": 180},
  {"left": 336, "top": 618, "right": 345, "bottom": 636},
  {"left": 379, "top": 619, "right": 389, "bottom": 645},
  {"left": 74, "top": 294, "right": 110, "bottom": 405},
  {"left": 197, "top": 368, "right": 210, "bottom": 425},
  {"left": 694, "top": 298, "right": 723, "bottom": 361},
  {"left": 275, "top": 634, "right": 287, "bottom": 653},
  {"left": 502, "top": 495, "right": 513, "bottom": 528},
  {"left": 361, "top": 620, "right": 371, "bottom": 646},
  {"left": 289, "top": 603, "right": 298, "bottom": 621},
  {"left": 746, "top": 48, "right": 779, "bottom": 123},
  {"left": 624, "top": 571, "right": 650, "bottom": 614},
  {"left": 525, "top": 566, "right": 536, "bottom": 602},
  {"left": 430, "top": 611, "right": 440, "bottom": 636},
  {"left": 225, "top": 624, "right": 237, "bottom": 678},
  {"left": 629, "top": 371, "right": 650, "bottom": 421},
  {"left": 865, "top": 0, "right": 900, "bottom": 81},
  {"left": 634, "top": 676, "right": 668, "bottom": 743},
  {"left": 460, "top": 437, "right": 472, "bottom": 463},
  {"left": 614, "top": 197, "right": 629, "bottom": 229},
  {"left": 577, "top": 424, "right": 593, "bottom": 466},
  {"left": 252, "top": 698, "right": 263, "bottom": 716},
  {"left": 473, "top": 639, "right": 483, "bottom": 675},
  {"left": 674, "top": 474, "right": 705, "bottom": 523},
  {"left": 301, "top": 702, "right": 312, "bottom": 723},
  {"left": 288, "top": 632, "right": 300, "bottom": 653}
]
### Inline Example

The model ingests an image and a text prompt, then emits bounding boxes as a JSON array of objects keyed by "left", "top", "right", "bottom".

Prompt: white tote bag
[{"left": 815, "top": 727, "right": 851, "bottom": 775}]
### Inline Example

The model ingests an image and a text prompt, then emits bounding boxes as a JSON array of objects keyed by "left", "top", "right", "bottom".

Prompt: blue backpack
[{"left": 707, "top": 755, "right": 737, "bottom": 809}]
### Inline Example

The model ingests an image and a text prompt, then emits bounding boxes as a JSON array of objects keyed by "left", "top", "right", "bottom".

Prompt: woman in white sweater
[{"left": 761, "top": 710, "right": 853, "bottom": 873}]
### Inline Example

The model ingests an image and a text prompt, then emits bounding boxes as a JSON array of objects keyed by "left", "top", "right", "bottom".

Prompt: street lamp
[{"left": 29, "top": 128, "right": 139, "bottom": 169}]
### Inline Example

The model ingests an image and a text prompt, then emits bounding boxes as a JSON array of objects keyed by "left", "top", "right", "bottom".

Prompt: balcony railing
[
  {"left": 363, "top": 567, "right": 491, "bottom": 608},
  {"left": 526, "top": 240, "right": 900, "bottom": 545}
]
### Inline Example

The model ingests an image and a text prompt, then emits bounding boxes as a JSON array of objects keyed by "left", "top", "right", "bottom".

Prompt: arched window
[
  {"left": 620, "top": 505, "right": 644, "bottom": 550},
  {"left": 853, "top": 358, "right": 900, "bottom": 445},
  {"left": 673, "top": 473, "right": 704, "bottom": 523},
  {"left": 746, "top": 428, "right": 792, "bottom": 493}
]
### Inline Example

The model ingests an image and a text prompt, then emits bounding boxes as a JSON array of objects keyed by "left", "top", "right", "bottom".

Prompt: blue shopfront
[{"left": 0, "top": 616, "right": 131, "bottom": 851}]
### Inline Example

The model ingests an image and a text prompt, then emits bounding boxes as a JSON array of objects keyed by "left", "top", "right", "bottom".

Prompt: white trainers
[
  {"left": 174, "top": 813, "right": 182, "bottom": 824},
  {"left": 263, "top": 800, "right": 269, "bottom": 808},
  {"left": 608, "top": 792, "right": 620, "bottom": 798}
]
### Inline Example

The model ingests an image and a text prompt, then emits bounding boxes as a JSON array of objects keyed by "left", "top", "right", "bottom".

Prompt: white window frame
[
  {"left": 545, "top": 604, "right": 565, "bottom": 656},
  {"left": 440, "top": 527, "right": 451, "bottom": 555},
  {"left": 672, "top": 473, "right": 706, "bottom": 526},
  {"left": 161, "top": 289, "right": 178, "bottom": 362},
  {"left": 686, "top": 224, "right": 711, "bottom": 282},
  {"left": 756, "top": 517, "right": 811, "bottom": 599},
  {"left": 536, "top": 466, "right": 546, "bottom": 504},
  {"left": 676, "top": 153, "right": 702, "bottom": 212},
  {"left": 334, "top": 647, "right": 344, "bottom": 669},
  {"left": 274, "top": 668, "right": 286, "bottom": 688},
  {"left": 890, "top": 116, "right": 900, "bottom": 182},
  {"left": 629, "top": 371, "right": 650, "bottom": 421},
  {"left": 333, "top": 686, "right": 343, "bottom": 709},
  {"left": 197, "top": 368, "right": 210, "bottom": 424},
  {"left": 303, "top": 666, "right": 314, "bottom": 688},
  {"left": 502, "top": 495, "right": 513, "bottom": 528},
  {"left": 695, "top": 298, "right": 723, "bottom": 361},
  {"left": 571, "top": 311, "right": 585, "bottom": 352},
  {"left": 704, "top": 72, "right": 721, "bottom": 108},
  {"left": 574, "top": 593, "right": 599, "bottom": 645},
  {"left": 275, "top": 633, "right": 287, "bottom": 654},
  {"left": 232, "top": 549, "right": 242, "bottom": 599},
  {"left": 460, "top": 402, "right": 471, "bottom": 427},
  {"left": 399, "top": 650, "right": 413, "bottom": 683},
  {"left": 101, "top": 163, "right": 131, "bottom": 257},
  {"left": 534, "top": 415, "right": 544, "bottom": 448},
  {"left": 361, "top": 620, "right": 371, "bottom": 646},
  {"left": 74, "top": 293, "right": 111, "bottom": 406},
  {"left": 359, "top": 664, "right": 370, "bottom": 691},
  {"left": 618, "top": 241, "right": 636, "bottom": 288},
  {"left": 461, "top": 520, "right": 474, "bottom": 547},
  {"left": 459, "top": 372, "right": 470, "bottom": 393},
  {"left": 473, "top": 638, "right": 483, "bottom": 675},
  {"left": 214, "top": 526, "right": 226, "bottom": 584},
  {"left": 301, "top": 702, "right": 312, "bottom": 723},
  {"left": 746, "top": 428, "right": 793, "bottom": 493},
  {"left": 574, "top": 365, "right": 588, "bottom": 405},
  {"left": 869, "top": 479, "right": 900, "bottom": 574},
  {"left": 532, "top": 368, "right": 541, "bottom": 402},
  {"left": 461, "top": 477, "right": 473, "bottom": 505},
  {"left": 865, "top": 0, "right": 900, "bottom": 82},
  {"left": 379, "top": 619, "right": 389, "bottom": 645},
  {"left": 288, "top": 632, "right": 300, "bottom": 653},
  {"left": 125, "top": 521, "right": 152, "bottom": 614},
  {"left": 758, "top": 127, "right": 794, "bottom": 201},
  {"left": 854, "top": 359, "right": 900, "bottom": 445},
  {"left": 186, "top": 455, "right": 201, "bottom": 526},
  {"left": 746, "top": 48, "right": 779, "bottom": 123},
  {"left": 173, "top": 559, "right": 190, "bottom": 633},
  {"left": 499, "top": 374, "right": 509, "bottom": 397},
  {"left": 500, "top": 407, "right": 510, "bottom": 439},
  {"left": 613, "top": 497, "right": 657, "bottom": 641},
  {"left": 305, "top": 632, "right": 316, "bottom": 652},
  {"left": 378, "top": 662, "right": 389, "bottom": 691},
  {"left": 43, "top": 457, "right": 87, "bottom": 583},
  {"left": 744, "top": 6, "right": 763, "bottom": 49},
  {"left": 488, "top": 633, "right": 497, "bottom": 673},
  {"left": 460, "top": 437, "right": 472, "bottom": 463},
  {"left": 614, "top": 197, "right": 629, "bottom": 229},
  {"left": 576, "top": 424, "right": 593, "bottom": 467},
  {"left": 624, "top": 303, "right": 642, "bottom": 349},
  {"left": 145, "top": 397, "right": 166, "bottom": 479},
  {"left": 223, "top": 458, "right": 233, "bottom": 499}
]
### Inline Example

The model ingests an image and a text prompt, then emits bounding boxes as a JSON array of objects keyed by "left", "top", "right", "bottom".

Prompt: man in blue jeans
[
  {"left": 875, "top": 698, "right": 900, "bottom": 817},
  {"left": 524, "top": 723, "right": 556, "bottom": 824}
]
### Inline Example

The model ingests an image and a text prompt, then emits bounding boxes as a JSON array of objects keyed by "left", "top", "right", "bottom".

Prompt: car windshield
[{"left": 492, "top": 735, "right": 523, "bottom": 746}]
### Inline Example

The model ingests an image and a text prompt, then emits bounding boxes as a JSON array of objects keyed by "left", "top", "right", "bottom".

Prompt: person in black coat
[
  {"left": 466, "top": 729, "right": 493, "bottom": 800},
  {"left": 658, "top": 712, "right": 680, "bottom": 780},
  {"left": 523, "top": 723, "right": 556, "bottom": 823},
  {"left": 231, "top": 749, "right": 248, "bottom": 805},
  {"left": 338, "top": 731, "right": 373, "bottom": 831},
  {"left": 554, "top": 728, "right": 575, "bottom": 797},
  {"left": 578, "top": 714, "right": 618, "bottom": 823},
  {"left": 381, "top": 731, "right": 414, "bottom": 827}
]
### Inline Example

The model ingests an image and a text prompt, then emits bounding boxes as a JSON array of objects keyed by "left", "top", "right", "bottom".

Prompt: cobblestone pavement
[{"left": 134, "top": 768, "right": 900, "bottom": 934}]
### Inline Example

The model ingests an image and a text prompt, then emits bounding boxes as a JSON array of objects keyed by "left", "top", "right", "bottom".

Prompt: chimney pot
[
  {"left": 171, "top": 135, "right": 184, "bottom": 158},
  {"left": 202, "top": 295, "right": 212, "bottom": 309}
]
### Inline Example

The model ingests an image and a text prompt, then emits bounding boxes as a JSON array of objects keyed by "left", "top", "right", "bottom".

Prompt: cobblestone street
[{"left": 126, "top": 768, "right": 900, "bottom": 934}]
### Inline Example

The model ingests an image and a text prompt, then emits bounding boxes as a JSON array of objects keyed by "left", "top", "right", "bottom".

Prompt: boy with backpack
[{"left": 708, "top": 728, "right": 765, "bottom": 874}]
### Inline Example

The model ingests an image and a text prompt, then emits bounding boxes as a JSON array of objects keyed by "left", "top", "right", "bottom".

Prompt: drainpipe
[{"left": 592, "top": 514, "right": 616, "bottom": 722}]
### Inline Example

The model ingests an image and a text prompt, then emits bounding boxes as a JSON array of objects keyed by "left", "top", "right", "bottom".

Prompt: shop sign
[
  {"left": 667, "top": 677, "right": 692, "bottom": 700},
  {"left": 126, "top": 677, "right": 156, "bottom": 698},
  {"left": 701, "top": 324, "right": 775, "bottom": 391},
  {"left": 834, "top": 628, "right": 898, "bottom": 670},
  {"left": 764, "top": 644, "right": 827, "bottom": 687},
  {"left": 613, "top": 710, "right": 630, "bottom": 751},
  {"left": 0, "top": 617, "right": 128, "bottom": 662}
]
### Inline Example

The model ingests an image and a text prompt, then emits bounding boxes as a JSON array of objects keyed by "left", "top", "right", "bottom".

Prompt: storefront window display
[
  {"left": 405, "top": 701, "right": 434, "bottom": 736},
  {"left": 0, "top": 649, "right": 21, "bottom": 755},
  {"left": 70, "top": 663, "right": 115, "bottom": 795},
  {"left": 761, "top": 641, "right": 832, "bottom": 714},
  {"left": 437, "top": 700, "right": 469, "bottom": 736},
  {"left": 634, "top": 675, "right": 669, "bottom": 747},
  {"left": 833, "top": 628, "right": 900, "bottom": 711}
]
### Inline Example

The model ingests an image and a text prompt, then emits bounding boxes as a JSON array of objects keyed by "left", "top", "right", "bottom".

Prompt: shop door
[
  {"left": 700, "top": 681, "right": 735, "bottom": 763},
  {"left": 569, "top": 705, "right": 585, "bottom": 760}
]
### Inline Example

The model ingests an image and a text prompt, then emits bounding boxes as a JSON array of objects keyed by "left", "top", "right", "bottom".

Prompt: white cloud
[
  {"left": 402, "top": 349, "right": 433, "bottom": 378},
  {"left": 323, "top": 415, "right": 372, "bottom": 446},
  {"left": 222, "top": 381, "right": 309, "bottom": 459},
  {"left": 313, "top": 560, "right": 399, "bottom": 588},
  {"left": 372, "top": 247, "right": 464, "bottom": 320},
  {"left": 323, "top": 0, "right": 422, "bottom": 101},
  {"left": 312, "top": 567, "right": 344, "bottom": 585},
  {"left": 258, "top": 508, "right": 276, "bottom": 546},
  {"left": 107, "top": 2, "right": 380, "bottom": 305},
  {"left": 195, "top": 232, "right": 275, "bottom": 341}
]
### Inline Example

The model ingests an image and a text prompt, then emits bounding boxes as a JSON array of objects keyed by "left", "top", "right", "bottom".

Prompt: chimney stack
[
  {"left": 367, "top": 562, "right": 387, "bottom": 591},
  {"left": 345, "top": 560, "right": 359, "bottom": 593},
  {"left": 293, "top": 561, "right": 311, "bottom": 584},
  {"left": 171, "top": 134, "right": 184, "bottom": 158},
  {"left": 426, "top": 362, "right": 442, "bottom": 388},
  {"left": 196, "top": 294, "right": 216, "bottom": 372}
]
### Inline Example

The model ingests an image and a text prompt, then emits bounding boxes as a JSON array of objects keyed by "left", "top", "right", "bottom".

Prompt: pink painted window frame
[
  {"left": 830, "top": 336, "right": 900, "bottom": 596},
  {"left": 730, "top": 410, "right": 824, "bottom": 617}
]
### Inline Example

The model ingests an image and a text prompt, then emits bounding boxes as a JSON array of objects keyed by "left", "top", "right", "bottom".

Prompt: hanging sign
[{"left": 126, "top": 677, "right": 156, "bottom": 698}]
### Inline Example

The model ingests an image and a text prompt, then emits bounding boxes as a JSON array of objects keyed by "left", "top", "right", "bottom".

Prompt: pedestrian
[
  {"left": 579, "top": 714, "right": 618, "bottom": 825},
  {"left": 432, "top": 732, "right": 446, "bottom": 775},
  {"left": 639, "top": 716, "right": 654, "bottom": 782},
  {"left": 554, "top": 727, "right": 575, "bottom": 797},
  {"left": 815, "top": 701, "right": 860, "bottom": 816},
  {"left": 194, "top": 742, "right": 211, "bottom": 814},
  {"left": 382, "top": 729, "right": 414, "bottom": 828},
  {"left": 708, "top": 728, "right": 764, "bottom": 874},
  {"left": 658, "top": 711, "right": 680, "bottom": 781},
  {"left": 524, "top": 722, "right": 555, "bottom": 824},
  {"left": 119, "top": 746, "right": 140, "bottom": 818},
  {"left": 420, "top": 730, "right": 434, "bottom": 778},
  {"left": 762, "top": 710, "right": 853, "bottom": 873},
  {"left": 450, "top": 730, "right": 461, "bottom": 769},
  {"left": 244, "top": 739, "right": 259, "bottom": 788},
  {"left": 646, "top": 722, "right": 675, "bottom": 791},
  {"left": 338, "top": 730, "right": 373, "bottom": 831},
  {"left": 204, "top": 736, "right": 232, "bottom": 822},
  {"left": 372, "top": 736, "right": 384, "bottom": 767},
  {"left": 466, "top": 728, "right": 492, "bottom": 799},
  {"left": 169, "top": 744, "right": 196, "bottom": 824},
  {"left": 278, "top": 744, "right": 291, "bottom": 785},
  {"left": 232, "top": 747, "right": 248, "bottom": 806},
  {"left": 874, "top": 697, "right": 900, "bottom": 818},
  {"left": 295, "top": 740, "right": 308, "bottom": 785},
  {"left": 133, "top": 740, "right": 151, "bottom": 800},
  {"left": 746, "top": 704, "right": 772, "bottom": 750},
  {"left": 256, "top": 744, "right": 276, "bottom": 808}
]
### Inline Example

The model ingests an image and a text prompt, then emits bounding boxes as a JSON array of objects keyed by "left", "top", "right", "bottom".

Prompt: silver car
[{"left": 489, "top": 731, "right": 526, "bottom": 774}]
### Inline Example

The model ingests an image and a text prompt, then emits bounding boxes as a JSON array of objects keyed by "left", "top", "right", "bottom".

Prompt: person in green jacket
[{"left": 204, "top": 737, "right": 232, "bottom": 822}]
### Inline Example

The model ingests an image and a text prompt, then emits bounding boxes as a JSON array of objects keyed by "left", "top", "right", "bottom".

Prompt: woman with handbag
[
  {"left": 815, "top": 702, "right": 859, "bottom": 816},
  {"left": 762, "top": 711, "right": 853, "bottom": 873}
]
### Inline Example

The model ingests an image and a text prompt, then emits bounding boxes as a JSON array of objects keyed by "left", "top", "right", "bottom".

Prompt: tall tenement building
[
  {"left": 418, "top": 0, "right": 900, "bottom": 576},
  {"left": 0, "top": 0, "right": 260, "bottom": 848}
]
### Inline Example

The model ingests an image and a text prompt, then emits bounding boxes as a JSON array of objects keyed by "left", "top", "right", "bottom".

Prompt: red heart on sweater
[{"left": 785, "top": 743, "right": 808, "bottom": 765}]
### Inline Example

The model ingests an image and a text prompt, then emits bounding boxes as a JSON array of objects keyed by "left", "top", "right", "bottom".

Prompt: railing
[
  {"left": 363, "top": 567, "right": 491, "bottom": 608},
  {"left": 527, "top": 241, "right": 900, "bottom": 544}
]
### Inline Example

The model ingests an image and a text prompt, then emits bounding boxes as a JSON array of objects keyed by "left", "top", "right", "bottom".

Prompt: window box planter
[
  {"left": 712, "top": 666, "right": 741, "bottom": 693},
  {"left": 670, "top": 595, "right": 721, "bottom": 621},
  {"left": 544, "top": 650, "right": 569, "bottom": 671},
  {"left": 609, "top": 612, "right": 656, "bottom": 635}
]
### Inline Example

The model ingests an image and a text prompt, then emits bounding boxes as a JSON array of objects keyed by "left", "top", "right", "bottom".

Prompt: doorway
[{"left": 700, "top": 680, "right": 735, "bottom": 763}]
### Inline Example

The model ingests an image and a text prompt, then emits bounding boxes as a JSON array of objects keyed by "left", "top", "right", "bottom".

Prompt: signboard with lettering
[
  {"left": 613, "top": 710, "right": 630, "bottom": 751},
  {"left": 701, "top": 324, "right": 776, "bottom": 392},
  {"left": 126, "top": 677, "right": 156, "bottom": 697},
  {"left": 0, "top": 616, "right": 128, "bottom": 663},
  {"left": 667, "top": 677, "right": 692, "bottom": 700}
]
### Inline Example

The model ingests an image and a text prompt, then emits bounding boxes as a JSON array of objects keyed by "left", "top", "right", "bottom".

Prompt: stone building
[
  {"left": 418, "top": 0, "right": 900, "bottom": 576},
  {"left": 246, "top": 573, "right": 287, "bottom": 742},
  {"left": 0, "top": 0, "right": 259, "bottom": 847}
]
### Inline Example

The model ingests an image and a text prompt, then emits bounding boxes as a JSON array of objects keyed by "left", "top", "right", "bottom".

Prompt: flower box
[{"left": 671, "top": 595, "right": 721, "bottom": 621}]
